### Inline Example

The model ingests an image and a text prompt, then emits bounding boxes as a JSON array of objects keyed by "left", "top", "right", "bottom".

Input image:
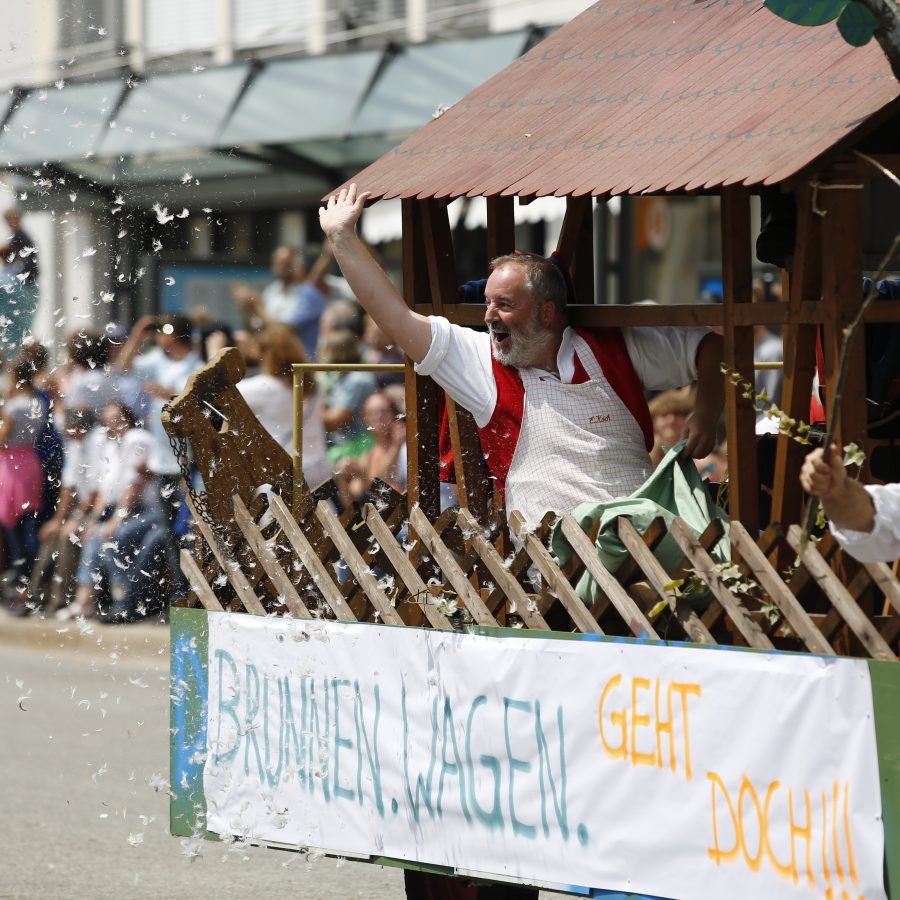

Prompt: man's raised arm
[{"left": 319, "top": 184, "right": 433, "bottom": 363}]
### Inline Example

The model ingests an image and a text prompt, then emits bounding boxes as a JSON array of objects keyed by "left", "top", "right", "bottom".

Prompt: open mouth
[{"left": 489, "top": 325, "right": 511, "bottom": 349}]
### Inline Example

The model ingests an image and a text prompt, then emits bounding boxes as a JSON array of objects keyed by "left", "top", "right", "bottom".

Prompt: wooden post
[
  {"left": 401, "top": 199, "right": 441, "bottom": 520},
  {"left": 420, "top": 198, "right": 493, "bottom": 522},
  {"left": 556, "top": 196, "right": 594, "bottom": 302},
  {"left": 819, "top": 181, "right": 866, "bottom": 473},
  {"left": 569, "top": 197, "right": 595, "bottom": 303},
  {"left": 771, "top": 182, "right": 821, "bottom": 527},
  {"left": 721, "top": 186, "right": 758, "bottom": 535},
  {"left": 487, "top": 195, "right": 515, "bottom": 259}
]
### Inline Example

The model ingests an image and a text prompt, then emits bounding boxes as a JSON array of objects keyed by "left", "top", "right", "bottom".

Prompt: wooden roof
[{"left": 347, "top": 0, "right": 900, "bottom": 199}]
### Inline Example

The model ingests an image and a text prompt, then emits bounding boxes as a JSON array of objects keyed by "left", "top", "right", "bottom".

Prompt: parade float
[{"left": 167, "top": 1, "right": 900, "bottom": 896}]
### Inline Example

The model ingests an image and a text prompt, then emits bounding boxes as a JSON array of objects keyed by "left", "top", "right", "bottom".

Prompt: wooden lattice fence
[{"left": 165, "top": 349, "right": 900, "bottom": 663}]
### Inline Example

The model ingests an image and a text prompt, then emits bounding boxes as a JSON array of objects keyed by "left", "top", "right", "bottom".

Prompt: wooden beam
[
  {"left": 554, "top": 196, "right": 594, "bottom": 303},
  {"left": 721, "top": 185, "right": 758, "bottom": 535},
  {"left": 268, "top": 495, "right": 356, "bottom": 622},
  {"left": 819, "top": 183, "right": 867, "bottom": 475},
  {"left": 188, "top": 497, "right": 267, "bottom": 616},
  {"left": 409, "top": 506, "right": 498, "bottom": 627},
  {"left": 180, "top": 549, "right": 225, "bottom": 612},
  {"left": 616, "top": 517, "right": 715, "bottom": 644},
  {"left": 233, "top": 496, "right": 311, "bottom": 619},
  {"left": 508, "top": 510, "right": 603, "bottom": 635},
  {"left": 402, "top": 198, "right": 441, "bottom": 520},
  {"left": 315, "top": 501, "right": 406, "bottom": 627},
  {"left": 668, "top": 519, "right": 774, "bottom": 650},
  {"left": 487, "top": 195, "right": 515, "bottom": 259},
  {"left": 362, "top": 503, "right": 452, "bottom": 630},
  {"left": 729, "top": 522, "right": 835, "bottom": 655},
  {"left": 558, "top": 514, "right": 660, "bottom": 639},
  {"left": 457, "top": 508, "right": 550, "bottom": 630},
  {"left": 421, "top": 198, "right": 493, "bottom": 522},
  {"left": 416, "top": 299, "right": 900, "bottom": 329},
  {"left": 771, "top": 182, "right": 821, "bottom": 528}
]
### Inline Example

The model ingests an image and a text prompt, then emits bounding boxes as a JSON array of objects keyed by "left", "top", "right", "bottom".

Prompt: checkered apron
[{"left": 504, "top": 333, "right": 652, "bottom": 527}]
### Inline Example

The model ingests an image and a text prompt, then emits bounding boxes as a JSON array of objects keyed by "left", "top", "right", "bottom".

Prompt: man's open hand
[{"left": 319, "top": 183, "right": 371, "bottom": 241}]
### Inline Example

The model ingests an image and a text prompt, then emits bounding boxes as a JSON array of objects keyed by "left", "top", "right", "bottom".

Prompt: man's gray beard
[{"left": 491, "top": 315, "right": 550, "bottom": 369}]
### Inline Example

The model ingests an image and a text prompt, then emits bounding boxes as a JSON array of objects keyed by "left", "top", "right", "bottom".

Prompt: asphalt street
[
  {"left": 1, "top": 617, "right": 565, "bottom": 900},
  {"left": 0, "top": 616, "right": 405, "bottom": 900}
]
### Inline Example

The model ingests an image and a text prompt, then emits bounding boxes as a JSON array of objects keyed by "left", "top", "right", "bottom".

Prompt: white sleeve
[
  {"left": 830, "top": 484, "right": 900, "bottom": 563},
  {"left": 623, "top": 326, "right": 711, "bottom": 391},
  {"left": 414, "top": 316, "right": 497, "bottom": 428}
]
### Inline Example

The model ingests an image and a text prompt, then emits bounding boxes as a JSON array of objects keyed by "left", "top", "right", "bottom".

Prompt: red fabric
[{"left": 439, "top": 327, "right": 652, "bottom": 496}]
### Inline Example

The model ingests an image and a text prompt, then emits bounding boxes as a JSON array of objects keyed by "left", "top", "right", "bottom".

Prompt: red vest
[{"left": 439, "top": 327, "right": 653, "bottom": 496}]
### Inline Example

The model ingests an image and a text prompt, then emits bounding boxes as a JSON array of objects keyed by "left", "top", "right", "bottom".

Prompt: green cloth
[
  {"left": 549, "top": 440, "right": 730, "bottom": 608},
  {"left": 326, "top": 430, "right": 375, "bottom": 465}
]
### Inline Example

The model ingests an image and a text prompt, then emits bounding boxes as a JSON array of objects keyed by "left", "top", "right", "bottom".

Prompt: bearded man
[{"left": 320, "top": 184, "right": 723, "bottom": 527}]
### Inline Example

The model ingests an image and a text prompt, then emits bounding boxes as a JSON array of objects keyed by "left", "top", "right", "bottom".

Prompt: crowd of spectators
[{"left": 0, "top": 240, "right": 418, "bottom": 623}]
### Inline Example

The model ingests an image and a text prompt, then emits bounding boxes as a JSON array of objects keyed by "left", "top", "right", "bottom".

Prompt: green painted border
[
  {"left": 869, "top": 659, "right": 900, "bottom": 898},
  {"left": 170, "top": 607, "right": 218, "bottom": 840}
]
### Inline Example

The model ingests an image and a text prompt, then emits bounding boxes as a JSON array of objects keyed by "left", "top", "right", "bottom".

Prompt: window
[
  {"left": 145, "top": 0, "right": 218, "bottom": 58},
  {"left": 57, "top": 0, "right": 119, "bottom": 53},
  {"left": 234, "top": 0, "right": 312, "bottom": 49}
]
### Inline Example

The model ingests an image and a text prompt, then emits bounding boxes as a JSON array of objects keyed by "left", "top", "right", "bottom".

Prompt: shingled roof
[{"left": 347, "top": 0, "right": 900, "bottom": 199}]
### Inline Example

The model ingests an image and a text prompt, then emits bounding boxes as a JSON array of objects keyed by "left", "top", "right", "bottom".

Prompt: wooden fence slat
[
  {"left": 409, "top": 506, "right": 498, "bottom": 627},
  {"left": 457, "top": 508, "right": 550, "bottom": 631},
  {"left": 668, "top": 519, "right": 774, "bottom": 650},
  {"left": 362, "top": 503, "right": 452, "bottom": 631},
  {"left": 508, "top": 511, "right": 603, "bottom": 635},
  {"left": 314, "top": 501, "right": 406, "bottom": 627},
  {"left": 729, "top": 522, "right": 835, "bottom": 655},
  {"left": 268, "top": 494, "right": 356, "bottom": 622},
  {"left": 187, "top": 497, "right": 267, "bottom": 616},
  {"left": 233, "top": 496, "right": 311, "bottom": 619},
  {"left": 180, "top": 548, "right": 225, "bottom": 612},
  {"left": 786, "top": 526, "right": 895, "bottom": 660},
  {"left": 558, "top": 515, "right": 659, "bottom": 639},
  {"left": 616, "top": 517, "right": 715, "bottom": 645},
  {"left": 863, "top": 561, "right": 900, "bottom": 617}
]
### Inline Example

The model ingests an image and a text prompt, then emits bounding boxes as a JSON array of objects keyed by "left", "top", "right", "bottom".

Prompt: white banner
[{"left": 203, "top": 614, "right": 885, "bottom": 900}]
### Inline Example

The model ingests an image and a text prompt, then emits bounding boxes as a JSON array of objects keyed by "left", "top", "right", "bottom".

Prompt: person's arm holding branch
[
  {"left": 800, "top": 445, "right": 876, "bottom": 533},
  {"left": 319, "top": 184, "right": 432, "bottom": 363}
]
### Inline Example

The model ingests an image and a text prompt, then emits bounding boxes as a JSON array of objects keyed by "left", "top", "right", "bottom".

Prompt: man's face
[{"left": 484, "top": 264, "right": 549, "bottom": 368}]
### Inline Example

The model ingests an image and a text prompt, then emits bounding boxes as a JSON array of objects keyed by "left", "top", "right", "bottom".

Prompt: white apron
[{"left": 504, "top": 333, "right": 652, "bottom": 527}]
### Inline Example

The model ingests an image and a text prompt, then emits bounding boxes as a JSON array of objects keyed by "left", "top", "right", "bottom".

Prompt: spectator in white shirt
[
  {"left": 29, "top": 408, "right": 104, "bottom": 613},
  {"left": 237, "top": 324, "right": 331, "bottom": 490},
  {"left": 57, "top": 401, "right": 157, "bottom": 620}
]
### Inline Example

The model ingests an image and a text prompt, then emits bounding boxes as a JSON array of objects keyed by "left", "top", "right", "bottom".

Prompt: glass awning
[
  {"left": 96, "top": 65, "right": 252, "bottom": 157},
  {"left": 348, "top": 31, "right": 528, "bottom": 137},
  {"left": 0, "top": 29, "right": 538, "bottom": 191},
  {"left": 0, "top": 80, "right": 125, "bottom": 166},
  {"left": 218, "top": 50, "right": 383, "bottom": 146}
]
